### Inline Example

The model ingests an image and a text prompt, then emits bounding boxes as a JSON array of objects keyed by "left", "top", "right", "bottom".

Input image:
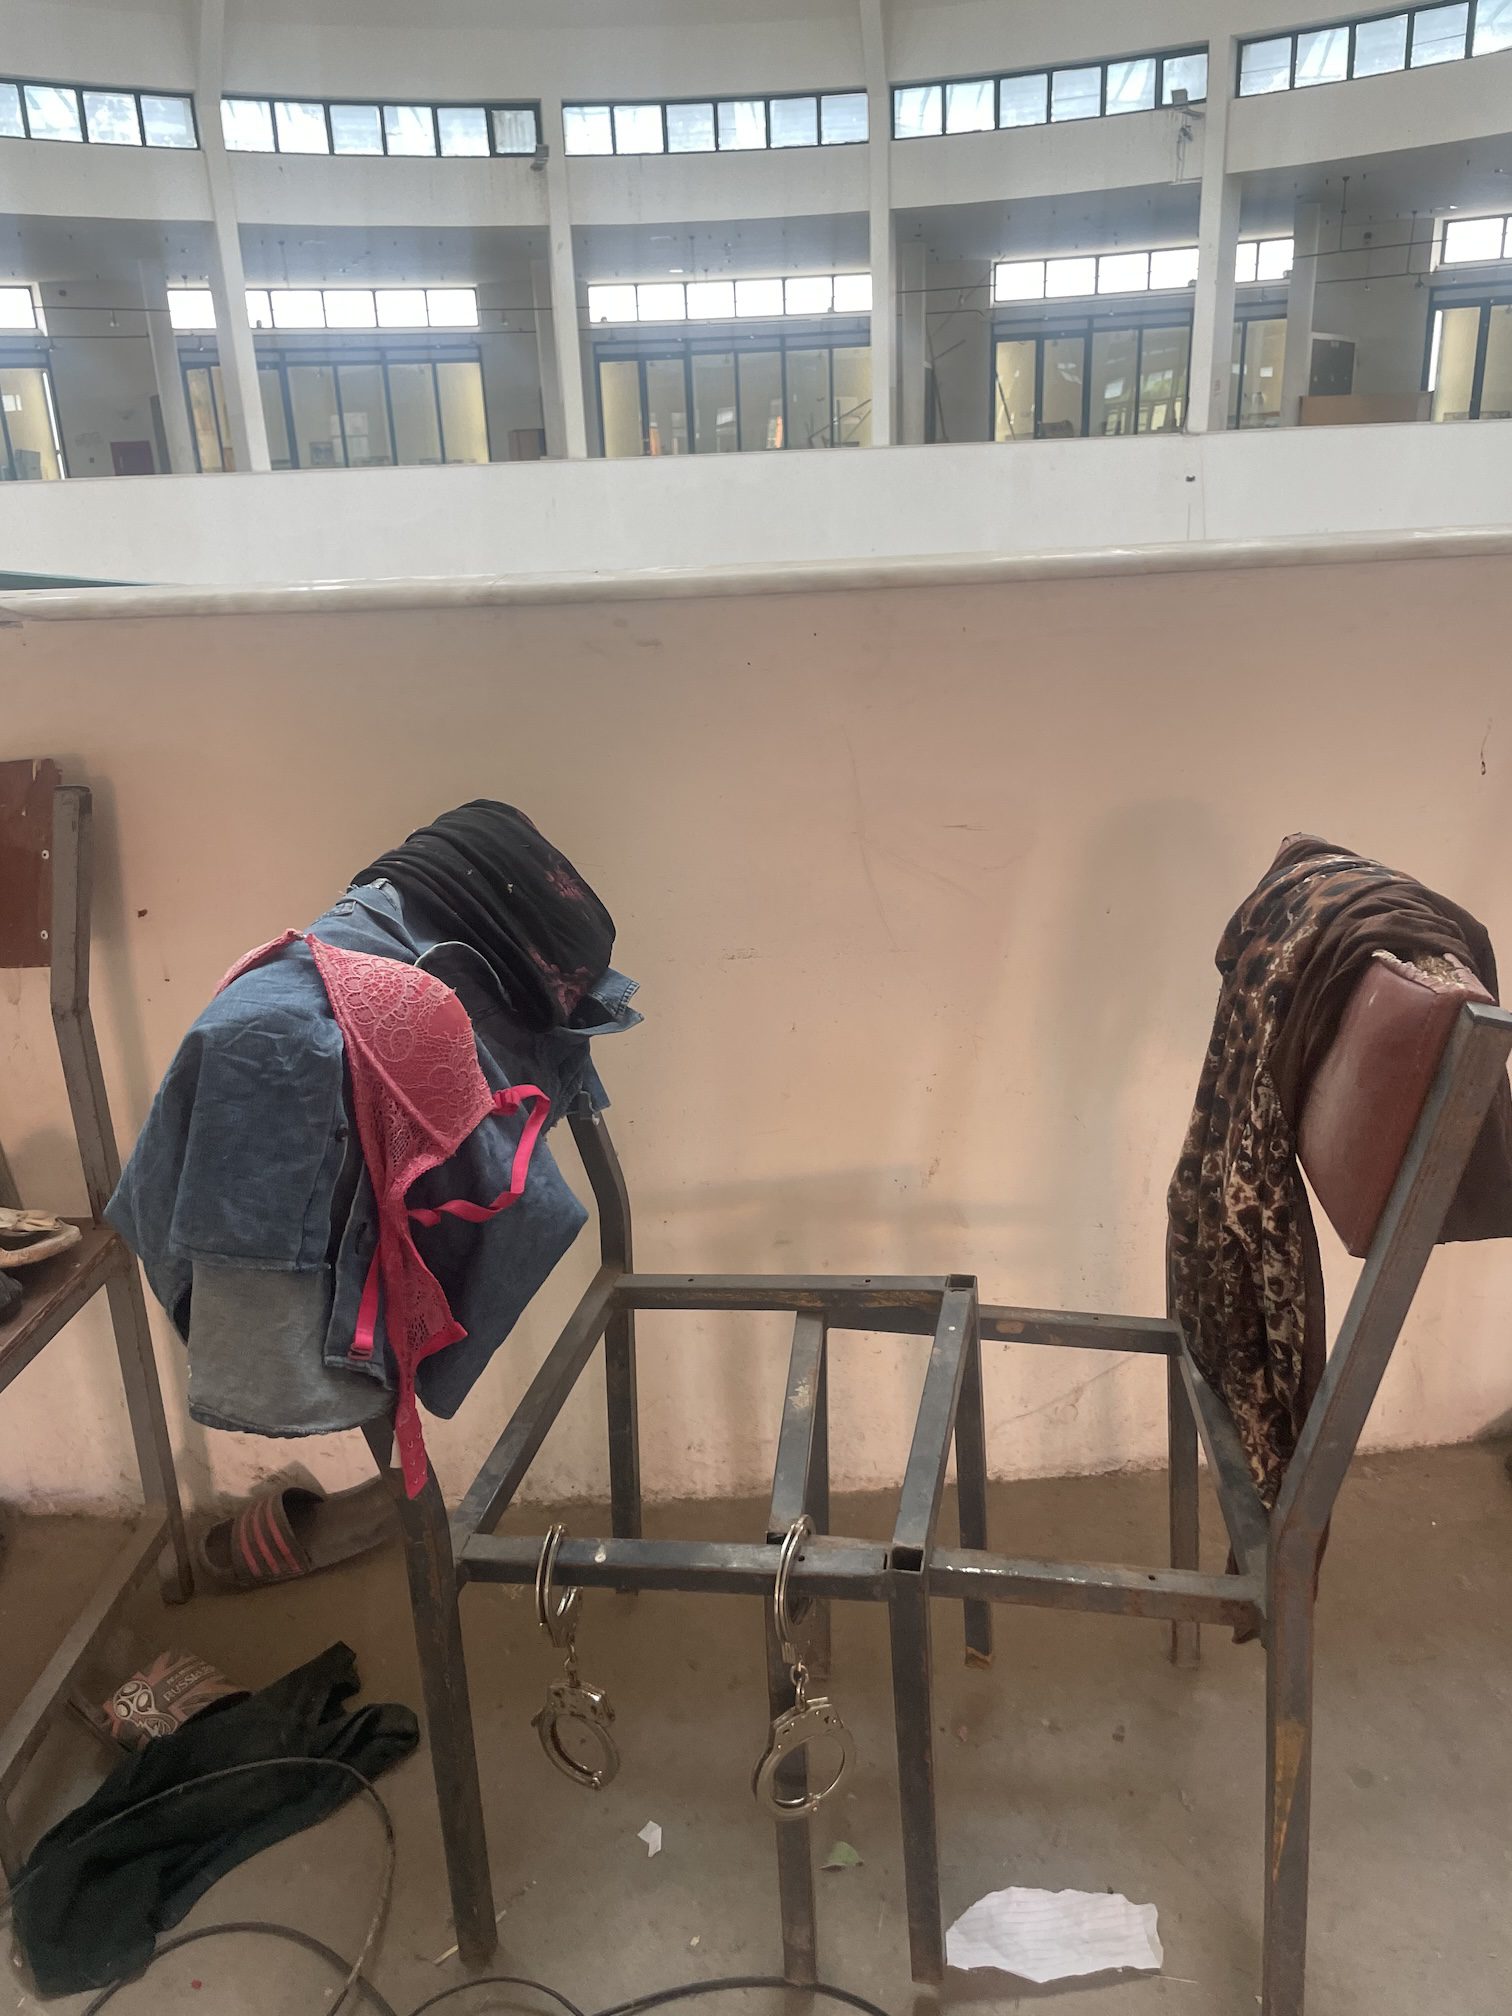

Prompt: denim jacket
[{"left": 108, "top": 881, "right": 639, "bottom": 1438}]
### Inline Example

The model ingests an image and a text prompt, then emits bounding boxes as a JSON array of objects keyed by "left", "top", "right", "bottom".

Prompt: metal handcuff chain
[
  {"left": 752, "top": 1514, "right": 856, "bottom": 1821},
  {"left": 531, "top": 1523, "right": 620, "bottom": 1791}
]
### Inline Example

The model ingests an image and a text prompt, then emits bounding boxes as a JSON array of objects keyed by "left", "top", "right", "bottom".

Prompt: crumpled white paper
[
  {"left": 637, "top": 1821, "right": 663, "bottom": 1857},
  {"left": 945, "top": 1885, "right": 1163, "bottom": 1983}
]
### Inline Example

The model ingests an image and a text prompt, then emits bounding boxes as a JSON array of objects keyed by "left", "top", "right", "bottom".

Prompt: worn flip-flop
[
  {"left": 195, "top": 1479, "right": 396, "bottom": 1592},
  {"left": 0, "top": 1209, "right": 81, "bottom": 1270}
]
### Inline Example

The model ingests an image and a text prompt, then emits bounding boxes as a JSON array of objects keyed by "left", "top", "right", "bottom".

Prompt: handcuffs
[
  {"left": 531, "top": 1523, "right": 620, "bottom": 1791},
  {"left": 752, "top": 1514, "right": 855, "bottom": 1820}
]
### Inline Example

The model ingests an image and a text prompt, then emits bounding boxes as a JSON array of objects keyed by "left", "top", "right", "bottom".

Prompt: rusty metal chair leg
[
  {"left": 889, "top": 1571, "right": 944, "bottom": 1983},
  {"left": 1166, "top": 1351, "right": 1201, "bottom": 1669},
  {"left": 1262, "top": 1547, "right": 1316, "bottom": 2016},
  {"left": 954, "top": 1321, "right": 993, "bottom": 1667},
  {"left": 365, "top": 1424, "right": 497, "bottom": 1969}
]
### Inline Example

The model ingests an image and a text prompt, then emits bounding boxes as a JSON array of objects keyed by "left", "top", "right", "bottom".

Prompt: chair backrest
[
  {"left": 1299, "top": 950, "right": 1496, "bottom": 1257},
  {"left": 0, "top": 758, "right": 60, "bottom": 972}
]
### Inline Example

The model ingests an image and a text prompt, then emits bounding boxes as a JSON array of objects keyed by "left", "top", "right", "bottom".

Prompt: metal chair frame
[
  {"left": 0, "top": 768, "right": 194, "bottom": 1879},
  {"left": 369, "top": 998, "right": 1512, "bottom": 2016}
]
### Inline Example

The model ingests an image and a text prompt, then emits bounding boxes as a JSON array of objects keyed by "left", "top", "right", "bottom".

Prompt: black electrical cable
[{"left": 6, "top": 1755, "right": 893, "bottom": 2016}]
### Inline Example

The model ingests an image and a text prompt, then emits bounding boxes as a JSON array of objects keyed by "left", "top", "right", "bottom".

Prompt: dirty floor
[{"left": 2, "top": 1444, "right": 1510, "bottom": 2016}]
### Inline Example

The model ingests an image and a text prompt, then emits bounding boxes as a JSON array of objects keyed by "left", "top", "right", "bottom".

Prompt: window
[
  {"left": 168, "top": 286, "right": 480, "bottom": 332},
  {"left": 383, "top": 104, "right": 435, "bottom": 155},
  {"left": 667, "top": 102, "right": 716, "bottom": 151},
  {"left": 687, "top": 280, "right": 736, "bottom": 319},
  {"left": 994, "top": 240, "right": 1290, "bottom": 305},
  {"left": 1105, "top": 57, "right": 1156, "bottom": 113},
  {"left": 0, "top": 84, "right": 23, "bottom": 139},
  {"left": 998, "top": 73, "right": 1049, "bottom": 125},
  {"left": 222, "top": 96, "right": 274, "bottom": 150},
  {"left": 563, "top": 105, "right": 613, "bottom": 155},
  {"left": 613, "top": 103, "right": 663, "bottom": 153},
  {"left": 1051, "top": 66, "right": 1102, "bottom": 120},
  {"left": 769, "top": 96, "right": 818, "bottom": 147},
  {"left": 1046, "top": 256, "right": 1097, "bottom": 298},
  {"left": 716, "top": 99, "right": 767, "bottom": 149},
  {"left": 168, "top": 288, "right": 216, "bottom": 331},
  {"left": 185, "top": 354, "right": 490, "bottom": 469},
  {"left": 1410, "top": 2, "right": 1469, "bottom": 62},
  {"left": 223, "top": 95, "right": 537, "bottom": 156},
  {"left": 588, "top": 274, "right": 869, "bottom": 324},
  {"left": 274, "top": 100, "right": 329, "bottom": 152},
  {"left": 1238, "top": 3, "right": 1499, "bottom": 93},
  {"left": 893, "top": 84, "right": 943, "bottom": 138},
  {"left": 897, "top": 46, "right": 1205, "bottom": 136},
  {"left": 1150, "top": 246, "right": 1200, "bottom": 289},
  {"left": 324, "top": 290, "right": 378, "bottom": 330},
  {"left": 945, "top": 78, "right": 995, "bottom": 133},
  {"left": 331, "top": 103, "right": 383, "bottom": 153},
  {"left": 23, "top": 84, "right": 83, "bottom": 141},
  {"left": 1231, "top": 317, "right": 1287, "bottom": 425},
  {"left": 1240, "top": 37, "right": 1294, "bottom": 93},
  {"left": 735, "top": 277, "right": 786, "bottom": 317},
  {"left": 596, "top": 334, "right": 870, "bottom": 456},
  {"left": 1098, "top": 251, "right": 1151, "bottom": 294},
  {"left": 1442, "top": 214, "right": 1512, "bottom": 263},
  {"left": 1160, "top": 51, "right": 1208, "bottom": 102},
  {"left": 1353, "top": 14, "right": 1410, "bottom": 72},
  {"left": 992, "top": 318, "right": 1191, "bottom": 442},
  {"left": 0, "top": 287, "right": 39, "bottom": 332},
  {"left": 1294, "top": 26, "right": 1350, "bottom": 83},
  {"left": 566, "top": 85, "right": 863, "bottom": 153},
  {"left": 821, "top": 91, "right": 868, "bottom": 143},
  {"left": 438, "top": 106, "right": 489, "bottom": 156},
  {"left": 491, "top": 106, "right": 537, "bottom": 153},
  {"left": 0, "top": 365, "right": 65, "bottom": 480},
  {"left": 82, "top": 90, "right": 142, "bottom": 144},
  {"left": 141, "top": 94, "right": 196, "bottom": 147}
]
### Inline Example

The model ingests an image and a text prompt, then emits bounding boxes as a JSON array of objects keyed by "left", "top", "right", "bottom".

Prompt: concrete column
[
  {"left": 860, "top": 0, "right": 894, "bottom": 446},
  {"left": 540, "top": 101, "right": 588, "bottom": 459},
  {"left": 1186, "top": 38, "right": 1240, "bottom": 436},
  {"left": 139, "top": 261, "right": 196, "bottom": 474},
  {"left": 196, "top": 0, "right": 269, "bottom": 470},
  {"left": 1279, "top": 200, "right": 1323, "bottom": 425},
  {"left": 899, "top": 239, "right": 928, "bottom": 443},
  {"left": 532, "top": 258, "right": 567, "bottom": 458}
]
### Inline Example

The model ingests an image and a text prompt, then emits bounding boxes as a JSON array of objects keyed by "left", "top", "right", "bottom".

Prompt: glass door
[
  {"left": 643, "top": 355, "right": 691, "bottom": 455},
  {"left": 992, "top": 338, "right": 1036, "bottom": 440}
]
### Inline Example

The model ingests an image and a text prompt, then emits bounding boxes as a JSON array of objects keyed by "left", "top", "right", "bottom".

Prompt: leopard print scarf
[{"left": 1168, "top": 836, "right": 1511, "bottom": 1506}]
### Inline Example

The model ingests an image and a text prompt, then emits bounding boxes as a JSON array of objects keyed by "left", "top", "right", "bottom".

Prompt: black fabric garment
[
  {"left": 0, "top": 1271, "right": 20, "bottom": 1322},
  {"left": 354, "top": 800, "right": 615, "bottom": 1032},
  {"left": 14, "top": 1641, "right": 416, "bottom": 1996}
]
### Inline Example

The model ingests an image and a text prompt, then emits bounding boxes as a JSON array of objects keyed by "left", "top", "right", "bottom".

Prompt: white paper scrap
[
  {"left": 945, "top": 1886, "right": 1163, "bottom": 1984},
  {"left": 638, "top": 1821, "right": 663, "bottom": 1857}
]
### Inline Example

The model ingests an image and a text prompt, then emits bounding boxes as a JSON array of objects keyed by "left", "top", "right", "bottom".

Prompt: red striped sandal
[{"left": 194, "top": 1479, "right": 395, "bottom": 1592}]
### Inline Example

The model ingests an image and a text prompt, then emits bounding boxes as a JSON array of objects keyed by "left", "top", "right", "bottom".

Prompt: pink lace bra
[{"left": 220, "top": 932, "right": 548, "bottom": 1494}]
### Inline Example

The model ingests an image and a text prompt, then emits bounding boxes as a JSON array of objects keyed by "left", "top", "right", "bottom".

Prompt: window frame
[
  {"left": 1421, "top": 284, "right": 1512, "bottom": 420},
  {"left": 4, "top": 76, "right": 197, "bottom": 147},
  {"left": 563, "top": 88, "right": 867, "bottom": 156},
  {"left": 0, "top": 353, "right": 67, "bottom": 479},
  {"left": 987, "top": 306, "right": 1197, "bottom": 441},
  {"left": 180, "top": 342, "right": 490, "bottom": 471},
  {"left": 592, "top": 323, "right": 871, "bottom": 455},
  {"left": 1235, "top": 2, "right": 1493, "bottom": 96},
  {"left": 892, "top": 45, "right": 1208, "bottom": 139},
  {"left": 220, "top": 93, "right": 539, "bottom": 156}
]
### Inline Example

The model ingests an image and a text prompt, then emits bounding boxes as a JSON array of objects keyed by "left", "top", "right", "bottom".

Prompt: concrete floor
[{"left": 3, "top": 1444, "right": 1511, "bottom": 2016}]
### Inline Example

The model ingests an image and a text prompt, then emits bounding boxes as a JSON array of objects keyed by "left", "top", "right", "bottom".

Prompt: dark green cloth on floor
[{"left": 14, "top": 1640, "right": 417, "bottom": 1995}]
